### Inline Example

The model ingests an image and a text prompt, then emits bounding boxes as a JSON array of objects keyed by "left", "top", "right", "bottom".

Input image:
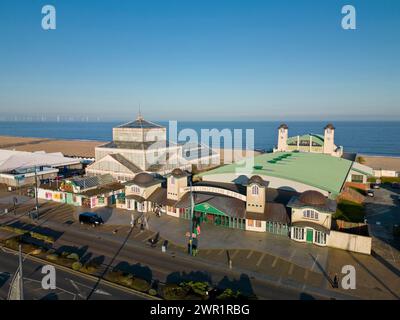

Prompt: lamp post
[
  {"left": 188, "top": 179, "right": 194, "bottom": 256},
  {"left": 33, "top": 166, "right": 39, "bottom": 221}
]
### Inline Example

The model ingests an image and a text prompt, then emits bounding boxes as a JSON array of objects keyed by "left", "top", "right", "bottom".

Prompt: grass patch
[
  {"left": 368, "top": 177, "right": 400, "bottom": 183},
  {"left": 0, "top": 225, "right": 54, "bottom": 243},
  {"left": 334, "top": 200, "right": 365, "bottom": 223}
]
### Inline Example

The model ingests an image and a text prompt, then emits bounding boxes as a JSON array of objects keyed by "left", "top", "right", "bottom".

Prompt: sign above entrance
[{"left": 181, "top": 186, "right": 246, "bottom": 202}]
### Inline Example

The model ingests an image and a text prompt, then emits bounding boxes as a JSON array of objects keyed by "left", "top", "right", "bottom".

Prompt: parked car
[
  {"left": 392, "top": 182, "right": 400, "bottom": 189},
  {"left": 79, "top": 212, "right": 104, "bottom": 227},
  {"left": 367, "top": 190, "right": 375, "bottom": 197},
  {"left": 371, "top": 183, "right": 380, "bottom": 189}
]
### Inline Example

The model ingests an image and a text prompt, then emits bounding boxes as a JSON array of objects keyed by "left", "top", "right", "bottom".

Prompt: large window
[
  {"left": 131, "top": 186, "right": 140, "bottom": 193},
  {"left": 293, "top": 227, "right": 304, "bottom": 240},
  {"left": 351, "top": 174, "right": 364, "bottom": 183},
  {"left": 251, "top": 185, "right": 259, "bottom": 195},
  {"left": 303, "top": 209, "right": 318, "bottom": 220},
  {"left": 247, "top": 219, "right": 262, "bottom": 228},
  {"left": 314, "top": 231, "right": 326, "bottom": 245}
]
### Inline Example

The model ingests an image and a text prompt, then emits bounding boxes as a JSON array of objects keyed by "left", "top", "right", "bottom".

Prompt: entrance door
[{"left": 306, "top": 229, "right": 313, "bottom": 243}]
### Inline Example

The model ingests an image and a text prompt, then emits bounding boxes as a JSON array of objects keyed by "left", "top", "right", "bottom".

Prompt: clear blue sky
[{"left": 0, "top": 0, "right": 399, "bottom": 121}]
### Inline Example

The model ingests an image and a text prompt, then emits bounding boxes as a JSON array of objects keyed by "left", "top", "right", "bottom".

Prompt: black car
[{"left": 79, "top": 212, "right": 104, "bottom": 227}]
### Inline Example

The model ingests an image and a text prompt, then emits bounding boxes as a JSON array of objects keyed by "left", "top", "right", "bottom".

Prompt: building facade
[
  {"left": 86, "top": 115, "right": 219, "bottom": 181},
  {"left": 274, "top": 123, "right": 343, "bottom": 157}
]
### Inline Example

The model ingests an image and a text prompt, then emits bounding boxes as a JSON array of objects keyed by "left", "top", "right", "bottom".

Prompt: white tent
[{"left": 0, "top": 150, "right": 80, "bottom": 172}]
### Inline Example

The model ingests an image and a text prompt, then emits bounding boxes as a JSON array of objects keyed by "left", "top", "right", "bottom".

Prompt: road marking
[
  {"left": 142, "top": 233, "right": 156, "bottom": 243},
  {"left": 272, "top": 256, "right": 279, "bottom": 268},
  {"left": 246, "top": 250, "right": 254, "bottom": 259},
  {"left": 231, "top": 250, "right": 239, "bottom": 260},
  {"left": 288, "top": 264, "right": 294, "bottom": 275},
  {"left": 311, "top": 254, "right": 319, "bottom": 272},
  {"left": 256, "top": 253, "right": 265, "bottom": 267},
  {"left": 132, "top": 231, "right": 142, "bottom": 238}
]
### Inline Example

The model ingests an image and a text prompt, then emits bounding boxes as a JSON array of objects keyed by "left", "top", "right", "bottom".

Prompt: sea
[{"left": 0, "top": 121, "right": 399, "bottom": 157}]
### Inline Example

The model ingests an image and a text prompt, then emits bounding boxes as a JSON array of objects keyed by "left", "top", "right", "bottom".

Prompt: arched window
[
  {"left": 251, "top": 185, "right": 259, "bottom": 195},
  {"left": 303, "top": 209, "right": 318, "bottom": 220},
  {"left": 170, "top": 177, "right": 175, "bottom": 185}
]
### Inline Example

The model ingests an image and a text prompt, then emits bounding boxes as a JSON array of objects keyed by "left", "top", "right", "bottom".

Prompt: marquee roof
[{"left": 0, "top": 150, "right": 80, "bottom": 173}]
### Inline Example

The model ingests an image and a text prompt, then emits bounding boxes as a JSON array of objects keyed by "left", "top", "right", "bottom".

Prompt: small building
[
  {"left": 288, "top": 190, "right": 372, "bottom": 254},
  {"left": 117, "top": 172, "right": 163, "bottom": 213},
  {"left": 38, "top": 174, "right": 124, "bottom": 209},
  {"left": 274, "top": 123, "right": 343, "bottom": 157},
  {"left": 0, "top": 149, "right": 81, "bottom": 187}
]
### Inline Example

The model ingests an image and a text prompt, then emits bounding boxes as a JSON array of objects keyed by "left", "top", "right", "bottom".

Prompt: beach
[{"left": 0, "top": 135, "right": 103, "bottom": 158}]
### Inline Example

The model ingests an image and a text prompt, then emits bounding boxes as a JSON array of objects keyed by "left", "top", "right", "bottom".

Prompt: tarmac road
[{"left": 0, "top": 248, "right": 148, "bottom": 300}]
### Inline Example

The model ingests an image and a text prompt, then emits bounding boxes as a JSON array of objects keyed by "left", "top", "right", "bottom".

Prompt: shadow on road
[{"left": 0, "top": 272, "right": 10, "bottom": 289}]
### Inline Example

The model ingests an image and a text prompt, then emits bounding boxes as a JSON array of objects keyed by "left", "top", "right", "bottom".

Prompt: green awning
[{"left": 194, "top": 202, "right": 227, "bottom": 216}]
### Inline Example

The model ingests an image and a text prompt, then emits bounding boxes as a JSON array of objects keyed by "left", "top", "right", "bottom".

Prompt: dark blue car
[{"left": 79, "top": 212, "right": 104, "bottom": 227}]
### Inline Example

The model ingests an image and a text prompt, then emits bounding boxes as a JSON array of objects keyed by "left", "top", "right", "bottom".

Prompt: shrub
[
  {"left": 131, "top": 278, "right": 151, "bottom": 292},
  {"left": 181, "top": 281, "right": 210, "bottom": 297},
  {"left": 72, "top": 262, "right": 82, "bottom": 271},
  {"left": 148, "top": 288, "right": 157, "bottom": 296},
  {"left": 29, "top": 232, "right": 54, "bottom": 243},
  {"left": 79, "top": 262, "right": 100, "bottom": 275},
  {"left": 0, "top": 226, "right": 26, "bottom": 235},
  {"left": 67, "top": 253, "right": 80, "bottom": 261},
  {"left": 162, "top": 283, "right": 190, "bottom": 300},
  {"left": 46, "top": 253, "right": 59, "bottom": 261},
  {"left": 104, "top": 271, "right": 151, "bottom": 292},
  {"left": 217, "top": 288, "right": 240, "bottom": 300},
  {"left": 5, "top": 237, "right": 21, "bottom": 250}
]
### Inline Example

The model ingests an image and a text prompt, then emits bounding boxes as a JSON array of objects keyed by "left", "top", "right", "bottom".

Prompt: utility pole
[
  {"left": 19, "top": 244, "right": 24, "bottom": 300},
  {"left": 8, "top": 244, "right": 24, "bottom": 300},
  {"left": 188, "top": 179, "right": 194, "bottom": 256},
  {"left": 34, "top": 166, "right": 39, "bottom": 220}
]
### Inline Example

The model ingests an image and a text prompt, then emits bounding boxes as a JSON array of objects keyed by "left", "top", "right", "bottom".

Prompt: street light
[{"left": 188, "top": 179, "right": 194, "bottom": 256}]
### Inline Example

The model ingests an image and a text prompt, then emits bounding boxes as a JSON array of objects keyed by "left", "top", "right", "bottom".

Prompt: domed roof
[
  {"left": 299, "top": 190, "right": 327, "bottom": 206},
  {"left": 325, "top": 123, "right": 335, "bottom": 130},
  {"left": 248, "top": 175, "right": 265, "bottom": 186},
  {"left": 278, "top": 123, "right": 288, "bottom": 129},
  {"left": 133, "top": 172, "right": 154, "bottom": 184},
  {"left": 171, "top": 168, "right": 184, "bottom": 177}
]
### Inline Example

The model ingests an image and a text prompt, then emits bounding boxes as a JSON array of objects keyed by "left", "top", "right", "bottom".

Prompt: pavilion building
[
  {"left": 274, "top": 123, "right": 343, "bottom": 157},
  {"left": 86, "top": 115, "right": 219, "bottom": 181}
]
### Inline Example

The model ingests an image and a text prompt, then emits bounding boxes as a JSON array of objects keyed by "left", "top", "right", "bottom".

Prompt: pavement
[{"left": 85, "top": 206, "right": 330, "bottom": 272}]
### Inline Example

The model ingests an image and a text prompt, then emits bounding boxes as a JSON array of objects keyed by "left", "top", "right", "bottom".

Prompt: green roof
[
  {"left": 287, "top": 134, "right": 324, "bottom": 146},
  {"left": 198, "top": 152, "right": 355, "bottom": 196}
]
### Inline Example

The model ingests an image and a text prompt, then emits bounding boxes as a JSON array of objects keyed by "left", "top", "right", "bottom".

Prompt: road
[{"left": 0, "top": 249, "right": 148, "bottom": 300}]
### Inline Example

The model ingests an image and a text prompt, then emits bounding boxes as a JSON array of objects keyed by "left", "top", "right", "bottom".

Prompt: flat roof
[{"left": 198, "top": 152, "right": 355, "bottom": 196}]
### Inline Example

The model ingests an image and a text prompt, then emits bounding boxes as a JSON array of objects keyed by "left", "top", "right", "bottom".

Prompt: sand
[
  {"left": 0, "top": 135, "right": 103, "bottom": 158},
  {"left": 0, "top": 135, "right": 262, "bottom": 162}
]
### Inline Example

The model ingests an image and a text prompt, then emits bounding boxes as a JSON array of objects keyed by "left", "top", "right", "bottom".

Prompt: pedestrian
[{"left": 333, "top": 273, "right": 339, "bottom": 288}]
